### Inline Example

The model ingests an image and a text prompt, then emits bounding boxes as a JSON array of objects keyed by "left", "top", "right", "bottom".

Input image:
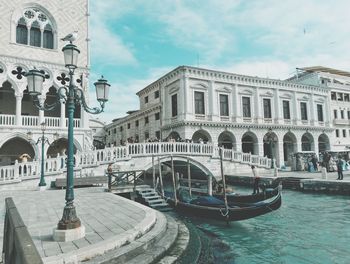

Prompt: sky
[{"left": 88, "top": 0, "right": 350, "bottom": 123}]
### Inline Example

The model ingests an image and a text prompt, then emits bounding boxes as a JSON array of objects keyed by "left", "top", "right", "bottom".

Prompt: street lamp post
[
  {"left": 37, "top": 121, "right": 50, "bottom": 187},
  {"left": 25, "top": 42, "right": 110, "bottom": 241},
  {"left": 269, "top": 137, "right": 275, "bottom": 169}
]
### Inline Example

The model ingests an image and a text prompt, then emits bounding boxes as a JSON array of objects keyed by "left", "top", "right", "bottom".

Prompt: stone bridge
[{"left": 0, "top": 142, "right": 272, "bottom": 186}]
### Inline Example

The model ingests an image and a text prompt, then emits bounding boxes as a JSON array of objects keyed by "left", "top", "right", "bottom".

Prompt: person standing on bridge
[
  {"left": 251, "top": 165, "right": 260, "bottom": 194},
  {"left": 337, "top": 157, "right": 344, "bottom": 180}
]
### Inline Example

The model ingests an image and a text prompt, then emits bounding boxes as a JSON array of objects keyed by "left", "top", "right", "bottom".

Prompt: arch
[
  {"left": 301, "top": 132, "right": 314, "bottom": 151},
  {"left": 191, "top": 129, "right": 212, "bottom": 143},
  {"left": 241, "top": 131, "right": 258, "bottom": 154},
  {"left": 167, "top": 131, "right": 181, "bottom": 141},
  {"left": 47, "top": 138, "right": 79, "bottom": 157},
  {"left": 0, "top": 137, "right": 35, "bottom": 166},
  {"left": 318, "top": 133, "right": 330, "bottom": 153},
  {"left": 218, "top": 131, "right": 236, "bottom": 149},
  {"left": 283, "top": 132, "right": 297, "bottom": 166},
  {"left": 0, "top": 81, "right": 16, "bottom": 115},
  {"left": 144, "top": 155, "right": 214, "bottom": 180}
]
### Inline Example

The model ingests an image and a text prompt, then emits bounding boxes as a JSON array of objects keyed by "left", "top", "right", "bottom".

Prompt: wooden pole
[
  {"left": 171, "top": 155, "right": 178, "bottom": 205},
  {"left": 152, "top": 155, "right": 155, "bottom": 188},
  {"left": 220, "top": 148, "right": 229, "bottom": 213},
  {"left": 187, "top": 157, "right": 192, "bottom": 198},
  {"left": 158, "top": 157, "right": 164, "bottom": 197}
]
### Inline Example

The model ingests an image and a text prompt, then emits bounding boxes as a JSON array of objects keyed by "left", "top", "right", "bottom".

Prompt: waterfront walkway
[{"left": 0, "top": 187, "right": 169, "bottom": 263}]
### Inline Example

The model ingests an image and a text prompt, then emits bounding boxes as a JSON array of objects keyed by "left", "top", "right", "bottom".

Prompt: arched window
[
  {"left": 30, "top": 20, "right": 41, "bottom": 47},
  {"left": 43, "top": 24, "right": 53, "bottom": 49},
  {"left": 15, "top": 8, "right": 55, "bottom": 50},
  {"left": 16, "top": 17, "right": 27, "bottom": 44}
]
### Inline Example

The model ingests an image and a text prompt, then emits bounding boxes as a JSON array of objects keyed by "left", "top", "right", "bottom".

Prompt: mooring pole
[
  {"left": 187, "top": 157, "right": 192, "bottom": 198},
  {"left": 220, "top": 148, "right": 229, "bottom": 216},
  {"left": 171, "top": 155, "right": 178, "bottom": 205},
  {"left": 158, "top": 157, "right": 164, "bottom": 197},
  {"left": 152, "top": 155, "right": 155, "bottom": 188}
]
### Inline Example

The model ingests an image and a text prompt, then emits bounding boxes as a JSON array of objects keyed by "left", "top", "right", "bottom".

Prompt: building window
[
  {"left": 30, "top": 21, "right": 41, "bottom": 47},
  {"left": 300, "top": 102, "right": 308, "bottom": 120},
  {"left": 155, "top": 112, "right": 160, "bottom": 120},
  {"left": 348, "top": 111, "right": 350, "bottom": 120},
  {"left": 127, "top": 123, "right": 130, "bottom": 129},
  {"left": 263, "top": 98, "right": 272, "bottom": 118},
  {"left": 145, "top": 116, "right": 149, "bottom": 124},
  {"left": 135, "top": 120, "right": 139, "bottom": 127},
  {"left": 334, "top": 110, "right": 338, "bottom": 119},
  {"left": 331, "top": 92, "right": 336, "bottom": 100},
  {"left": 283, "top": 100, "right": 290, "bottom": 119},
  {"left": 108, "top": 130, "right": 111, "bottom": 135},
  {"left": 145, "top": 132, "right": 149, "bottom": 140},
  {"left": 16, "top": 17, "right": 28, "bottom": 44},
  {"left": 135, "top": 134, "right": 139, "bottom": 142},
  {"left": 119, "top": 127, "right": 123, "bottom": 132},
  {"left": 171, "top": 94, "right": 177, "bottom": 117},
  {"left": 17, "top": 9, "right": 54, "bottom": 49},
  {"left": 155, "top": 131, "right": 160, "bottom": 139},
  {"left": 338, "top": 93, "right": 344, "bottom": 101},
  {"left": 345, "top": 94, "right": 350, "bottom": 102},
  {"left": 43, "top": 24, "right": 53, "bottom": 49},
  {"left": 242, "top": 97, "right": 251, "bottom": 118},
  {"left": 155, "top": 90, "right": 159, "bottom": 99},
  {"left": 317, "top": 104, "right": 324, "bottom": 122},
  {"left": 195, "top": 91, "right": 205, "bottom": 115},
  {"left": 219, "top": 94, "right": 229, "bottom": 116},
  {"left": 343, "top": 129, "right": 346, "bottom": 137},
  {"left": 341, "top": 110, "right": 344, "bottom": 119},
  {"left": 336, "top": 129, "right": 339, "bottom": 137},
  {"left": 144, "top": 96, "right": 148, "bottom": 104}
]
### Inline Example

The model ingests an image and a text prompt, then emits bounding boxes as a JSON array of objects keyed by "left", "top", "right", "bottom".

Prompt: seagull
[{"left": 61, "top": 31, "right": 78, "bottom": 43}]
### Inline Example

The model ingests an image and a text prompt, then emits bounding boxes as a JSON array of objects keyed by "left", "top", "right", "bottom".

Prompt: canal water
[{"left": 188, "top": 187, "right": 350, "bottom": 264}]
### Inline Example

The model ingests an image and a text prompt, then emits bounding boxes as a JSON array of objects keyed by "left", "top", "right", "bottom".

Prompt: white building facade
[
  {"left": 106, "top": 66, "right": 336, "bottom": 168},
  {"left": 0, "top": 0, "right": 93, "bottom": 165}
]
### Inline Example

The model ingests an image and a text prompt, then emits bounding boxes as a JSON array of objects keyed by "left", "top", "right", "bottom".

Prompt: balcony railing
[{"left": 0, "top": 114, "right": 81, "bottom": 128}]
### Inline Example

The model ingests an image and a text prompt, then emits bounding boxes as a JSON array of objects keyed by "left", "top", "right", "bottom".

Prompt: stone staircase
[{"left": 137, "top": 186, "right": 171, "bottom": 212}]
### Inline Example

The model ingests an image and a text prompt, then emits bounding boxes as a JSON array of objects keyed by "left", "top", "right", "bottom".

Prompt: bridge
[{"left": 0, "top": 142, "right": 272, "bottom": 186}]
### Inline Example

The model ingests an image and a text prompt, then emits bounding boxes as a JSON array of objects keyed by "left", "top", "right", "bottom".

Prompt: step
[
  {"left": 87, "top": 212, "right": 180, "bottom": 264},
  {"left": 151, "top": 203, "right": 169, "bottom": 209},
  {"left": 145, "top": 195, "right": 162, "bottom": 200},
  {"left": 148, "top": 199, "right": 167, "bottom": 205}
]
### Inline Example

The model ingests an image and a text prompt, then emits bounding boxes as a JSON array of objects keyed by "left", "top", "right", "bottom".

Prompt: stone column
[
  {"left": 209, "top": 81, "right": 218, "bottom": 121},
  {"left": 15, "top": 93, "right": 22, "bottom": 126},
  {"left": 60, "top": 99, "right": 66, "bottom": 128},
  {"left": 235, "top": 136, "right": 242, "bottom": 152},
  {"left": 277, "top": 140, "right": 284, "bottom": 168},
  {"left": 257, "top": 142, "right": 264, "bottom": 157},
  {"left": 254, "top": 88, "right": 262, "bottom": 123},
  {"left": 274, "top": 89, "right": 281, "bottom": 124},
  {"left": 293, "top": 91, "right": 299, "bottom": 125},
  {"left": 233, "top": 84, "right": 241, "bottom": 122},
  {"left": 310, "top": 93, "right": 315, "bottom": 126}
]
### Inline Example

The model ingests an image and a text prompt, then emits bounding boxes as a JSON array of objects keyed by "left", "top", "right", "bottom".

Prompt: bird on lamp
[{"left": 61, "top": 31, "right": 78, "bottom": 43}]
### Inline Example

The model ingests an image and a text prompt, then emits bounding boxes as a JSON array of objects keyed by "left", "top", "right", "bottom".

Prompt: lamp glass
[
  {"left": 41, "top": 122, "right": 46, "bottom": 132},
  {"left": 94, "top": 77, "right": 110, "bottom": 102},
  {"left": 62, "top": 44, "right": 80, "bottom": 69},
  {"left": 26, "top": 69, "right": 44, "bottom": 95}
]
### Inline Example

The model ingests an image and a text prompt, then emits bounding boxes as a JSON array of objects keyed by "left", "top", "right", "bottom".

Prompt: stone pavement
[{"left": 0, "top": 187, "right": 157, "bottom": 263}]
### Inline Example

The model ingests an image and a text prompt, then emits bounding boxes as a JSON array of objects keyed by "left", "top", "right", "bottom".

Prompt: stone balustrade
[{"left": 0, "top": 142, "right": 272, "bottom": 185}]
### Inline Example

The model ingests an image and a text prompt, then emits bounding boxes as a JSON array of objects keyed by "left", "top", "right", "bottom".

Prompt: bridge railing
[{"left": 0, "top": 142, "right": 271, "bottom": 185}]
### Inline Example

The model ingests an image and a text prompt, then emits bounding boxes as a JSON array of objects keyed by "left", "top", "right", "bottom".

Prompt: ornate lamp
[{"left": 26, "top": 68, "right": 45, "bottom": 95}]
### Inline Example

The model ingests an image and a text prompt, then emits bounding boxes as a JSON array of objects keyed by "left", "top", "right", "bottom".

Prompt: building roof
[{"left": 299, "top": 66, "right": 350, "bottom": 78}]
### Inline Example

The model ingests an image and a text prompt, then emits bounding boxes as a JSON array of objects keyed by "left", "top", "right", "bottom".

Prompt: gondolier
[{"left": 252, "top": 165, "right": 260, "bottom": 194}]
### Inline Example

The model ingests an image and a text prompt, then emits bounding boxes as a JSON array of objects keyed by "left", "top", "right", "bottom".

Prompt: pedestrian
[
  {"left": 251, "top": 165, "right": 260, "bottom": 194},
  {"left": 311, "top": 155, "right": 318, "bottom": 172},
  {"left": 337, "top": 157, "right": 344, "bottom": 180}
]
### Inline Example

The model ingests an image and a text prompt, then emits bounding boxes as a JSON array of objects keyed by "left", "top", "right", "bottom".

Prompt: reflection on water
[{"left": 187, "top": 186, "right": 350, "bottom": 264}]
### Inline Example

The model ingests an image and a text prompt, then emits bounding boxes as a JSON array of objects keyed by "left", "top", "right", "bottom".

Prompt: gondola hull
[{"left": 166, "top": 191, "right": 282, "bottom": 222}]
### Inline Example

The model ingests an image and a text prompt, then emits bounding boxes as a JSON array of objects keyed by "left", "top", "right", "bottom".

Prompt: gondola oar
[{"left": 220, "top": 147, "right": 229, "bottom": 221}]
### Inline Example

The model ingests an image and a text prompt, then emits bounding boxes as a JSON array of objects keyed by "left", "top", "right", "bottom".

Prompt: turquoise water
[{"left": 189, "top": 187, "right": 350, "bottom": 264}]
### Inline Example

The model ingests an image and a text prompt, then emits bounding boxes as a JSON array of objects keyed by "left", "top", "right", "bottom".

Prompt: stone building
[
  {"left": 0, "top": 0, "right": 93, "bottom": 165},
  {"left": 106, "top": 65, "right": 337, "bottom": 168}
]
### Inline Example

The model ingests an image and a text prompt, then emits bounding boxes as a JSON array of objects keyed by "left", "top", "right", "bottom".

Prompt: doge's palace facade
[{"left": 0, "top": 0, "right": 93, "bottom": 165}]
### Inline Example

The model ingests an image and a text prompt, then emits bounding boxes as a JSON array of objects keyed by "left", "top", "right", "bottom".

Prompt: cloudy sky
[{"left": 88, "top": 0, "right": 350, "bottom": 123}]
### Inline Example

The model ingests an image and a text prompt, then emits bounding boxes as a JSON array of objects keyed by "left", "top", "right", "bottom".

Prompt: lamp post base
[
  {"left": 53, "top": 225, "right": 85, "bottom": 242},
  {"left": 37, "top": 185, "right": 47, "bottom": 191},
  {"left": 57, "top": 203, "right": 82, "bottom": 230}
]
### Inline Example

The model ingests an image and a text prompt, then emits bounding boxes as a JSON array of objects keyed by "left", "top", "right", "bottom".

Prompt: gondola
[
  {"left": 165, "top": 189, "right": 282, "bottom": 222},
  {"left": 185, "top": 184, "right": 280, "bottom": 204}
]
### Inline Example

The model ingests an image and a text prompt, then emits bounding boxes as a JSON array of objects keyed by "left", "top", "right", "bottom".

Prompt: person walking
[
  {"left": 337, "top": 157, "right": 344, "bottom": 180},
  {"left": 251, "top": 165, "right": 260, "bottom": 194}
]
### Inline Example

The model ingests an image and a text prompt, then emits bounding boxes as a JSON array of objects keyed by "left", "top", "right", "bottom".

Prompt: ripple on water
[{"left": 190, "top": 188, "right": 350, "bottom": 264}]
